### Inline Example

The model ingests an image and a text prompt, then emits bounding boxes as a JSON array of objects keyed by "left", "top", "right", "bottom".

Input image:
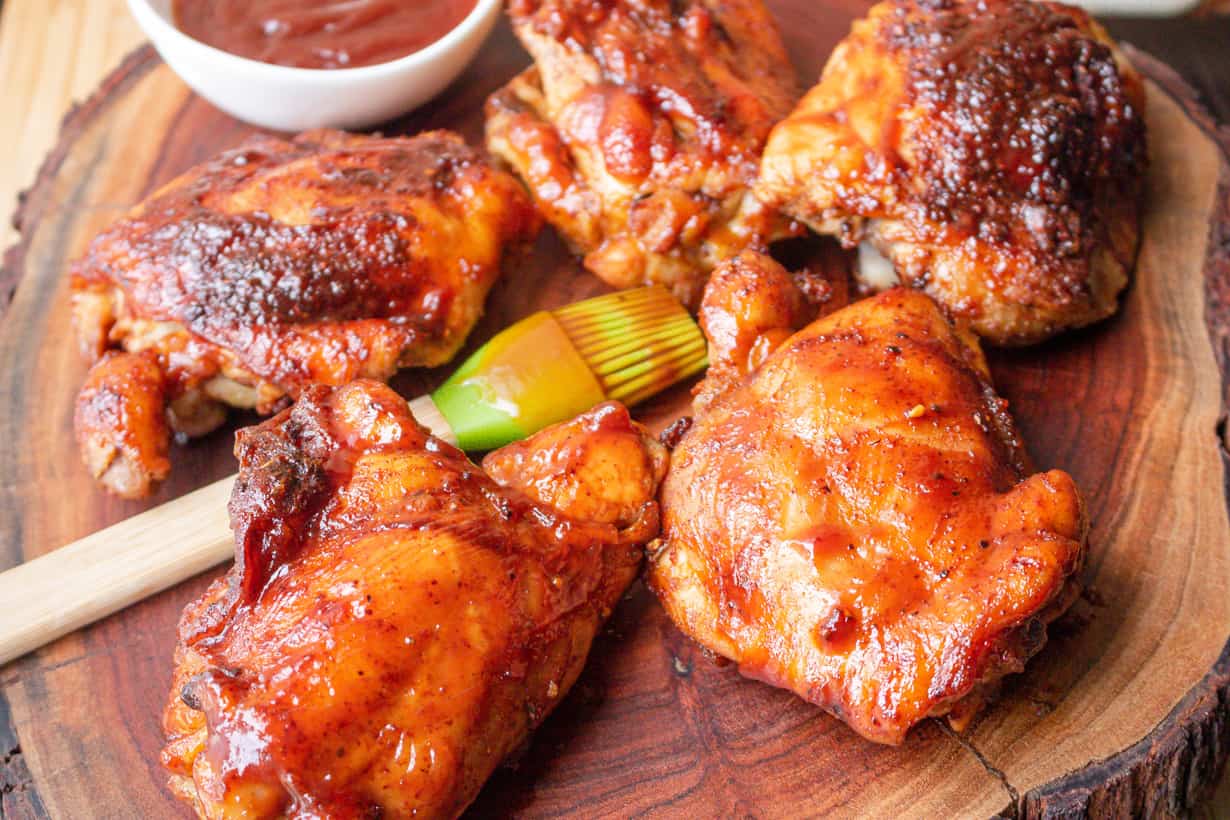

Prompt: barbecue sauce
[{"left": 174, "top": 0, "right": 477, "bottom": 69}]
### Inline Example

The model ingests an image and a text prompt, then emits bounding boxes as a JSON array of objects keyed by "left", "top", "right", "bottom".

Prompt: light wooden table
[
  {"left": 0, "top": 0, "right": 143, "bottom": 255},
  {"left": 0, "top": 0, "right": 1227, "bottom": 816}
]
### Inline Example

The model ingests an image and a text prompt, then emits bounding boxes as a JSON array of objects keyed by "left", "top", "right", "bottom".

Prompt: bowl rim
[{"left": 126, "top": 0, "right": 503, "bottom": 83}]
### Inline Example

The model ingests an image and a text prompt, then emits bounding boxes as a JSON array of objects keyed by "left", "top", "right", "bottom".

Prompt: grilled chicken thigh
[
  {"left": 162, "top": 381, "right": 667, "bottom": 818},
  {"left": 71, "top": 129, "right": 540, "bottom": 497},
  {"left": 755, "top": 0, "right": 1146, "bottom": 345},
  {"left": 485, "top": 0, "right": 799, "bottom": 307},
  {"left": 648, "top": 251, "right": 1087, "bottom": 744}
]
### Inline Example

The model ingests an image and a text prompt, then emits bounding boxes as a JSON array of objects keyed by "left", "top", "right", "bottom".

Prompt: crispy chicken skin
[
  {"left": 485, "top": 0, "right": 799, "bottom": 307},
  {"left": 647, "top": 252, "right": 1087, "bottom": 744},
  {"left": 71, "top": 129, "right": 540, "bottom": 497},
  {"left": 162, "top": 381, "right": 667, "bottom": 818},
  {"left": 755, "top": 0, "right": 1147, "bottom": 345}
]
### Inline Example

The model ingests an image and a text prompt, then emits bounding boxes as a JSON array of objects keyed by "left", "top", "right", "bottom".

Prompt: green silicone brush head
[
  {"left": 431, "top": 287, "right": 707, "bottom": 451},
  {"left": 551, "top": 287, "right": 708, "bottom": 407}
]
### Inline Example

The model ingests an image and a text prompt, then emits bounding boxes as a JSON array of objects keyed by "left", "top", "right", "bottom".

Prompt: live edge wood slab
[{"left": 1, "top": 3, "right": 1229, "bottom": 816}]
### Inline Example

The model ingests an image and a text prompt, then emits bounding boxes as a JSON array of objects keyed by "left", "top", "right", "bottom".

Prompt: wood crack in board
[{"left": 938, "top": 722, "right": 1023, "bottom": 818}]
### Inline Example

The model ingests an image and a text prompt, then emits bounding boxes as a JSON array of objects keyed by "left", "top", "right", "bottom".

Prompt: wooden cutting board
[{"left": 1, "top": 3, "right": 1229, "bottom": 816}]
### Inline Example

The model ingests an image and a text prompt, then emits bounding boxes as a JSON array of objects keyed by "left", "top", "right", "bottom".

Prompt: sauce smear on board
[{"left": 173, "top": 0, "right": 477, "bottom": 69}]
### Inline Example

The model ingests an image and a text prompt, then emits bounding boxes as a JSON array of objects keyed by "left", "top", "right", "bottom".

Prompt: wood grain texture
[{"left": 1, "top": 4, "right": 1230, "bottom": 818}]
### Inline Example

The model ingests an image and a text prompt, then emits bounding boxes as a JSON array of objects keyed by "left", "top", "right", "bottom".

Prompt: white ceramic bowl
[{"left": 126, "top": 0, "right": 502, "bottom": 131}]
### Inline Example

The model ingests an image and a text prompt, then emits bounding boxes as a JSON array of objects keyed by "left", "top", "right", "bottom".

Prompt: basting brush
[
  {"left": 417, "top": 286, "right": 707, "bottom": 450},
  {"left": 0, "top": 287, "right": 706, "bottom": 665}
]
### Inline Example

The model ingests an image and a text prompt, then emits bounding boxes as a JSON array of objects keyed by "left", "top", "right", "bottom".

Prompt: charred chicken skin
[
  {"left": 71, "top": 129, "right": 540, "bottom": 498},
  {"left": 162, "top": 380, "right": 668, "bottom": 818},
  {"left": 755, "top": 0, "right": 1146, "bottom": 345},
  {"left": 485, "top": 0, "right": 799, "bottom": 308},
  {"left": 648, "top": 251, "right": 1087, "bottom": 744}
]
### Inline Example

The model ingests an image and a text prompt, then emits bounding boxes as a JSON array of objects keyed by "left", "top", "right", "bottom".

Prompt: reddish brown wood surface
[{"left": 1, "top": 6, "right": 1229, "bottom": 817}]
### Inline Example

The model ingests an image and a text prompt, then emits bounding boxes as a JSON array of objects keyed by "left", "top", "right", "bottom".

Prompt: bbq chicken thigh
[
  {"left": 162, "top": 380, "right": 667, "bottom": 819},
  {"left": 485, "top": 0, "right": 799, "bottom": 307},
  {"left": 755, "top": 0, "right": 1147, "bottom": 345},
  {"left": 648, "top": 252, "right": 1088, "bottom": 744},
  {"left": 71, "top": 129, "right": 540, "bottom": 497}
]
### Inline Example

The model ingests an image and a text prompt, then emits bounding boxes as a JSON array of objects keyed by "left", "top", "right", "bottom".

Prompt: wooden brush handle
[
  {"left": 0, "top": 476, "right": 236, "bottom": 666},
  {"left": 0, "top": 396, "right": 454, "bottom": 666}
]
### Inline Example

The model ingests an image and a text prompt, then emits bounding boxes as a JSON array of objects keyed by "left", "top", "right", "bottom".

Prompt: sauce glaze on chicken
[
  {"left": 163, "top": 381, "right": 667, "bottom": 817},
  {"left": 485, "top": 0, "right": 800, "bottom": 307},
  {"left": 756, "top": 0, "right": 1146, "bottom": 345},
  {"left": 71, "top": 129, "right": 540, "bottom": 497},
  {"left": 649, "top": 251, "right": 1088, "bottom": 744}
]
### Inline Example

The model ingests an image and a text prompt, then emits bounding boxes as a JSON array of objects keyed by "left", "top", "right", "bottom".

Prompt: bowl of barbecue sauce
[{"left": 127, "top": 0, "right": 500, "bottom": 131}]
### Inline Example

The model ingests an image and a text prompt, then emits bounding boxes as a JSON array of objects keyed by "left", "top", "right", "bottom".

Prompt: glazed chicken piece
[
  {"left": 485, "top": 0, "right": 799, "bottom": 308},
  {"left": 74, "top": 350, "right": 173, "bottom": 498},
  {"left": 755, "top": 0, "right": 1147, "bottom": 345},
  {"left": 71, "top": 129, "right": 540, "bottom": 498},
  {"left": 162, "top": 380, "right": 668, "bottom": 818},
  {"left": 648, "top": 251, "right": 1087, "bottom": 744}
]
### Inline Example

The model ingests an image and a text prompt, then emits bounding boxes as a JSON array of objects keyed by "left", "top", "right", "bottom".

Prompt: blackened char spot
[{"left": 881, "top": 0, "right": 1145, "bottom": 254}]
